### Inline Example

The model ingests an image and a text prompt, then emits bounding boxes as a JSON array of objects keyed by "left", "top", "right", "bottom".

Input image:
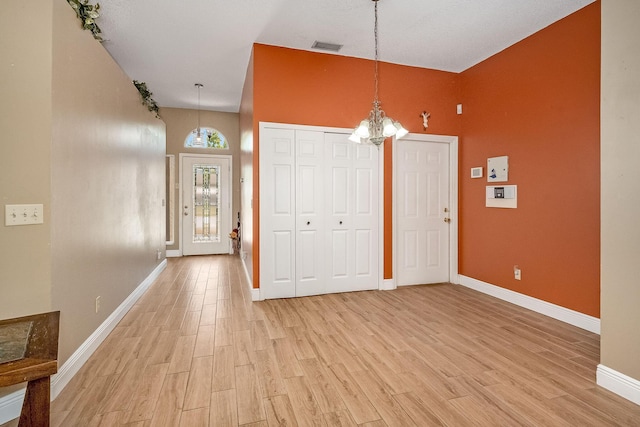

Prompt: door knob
[
  {"left": 339, "top": 221, "right": 343, "bottom": 225},
  {"left": 306, "top": 221, "right": 310, "bottom": 225},
  {"left": 444, "top": 218, "right": 451, "bottom": 223}
]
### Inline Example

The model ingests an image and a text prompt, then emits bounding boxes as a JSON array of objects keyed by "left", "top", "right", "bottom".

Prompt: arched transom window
[{"left": 184, "top": 127, "right": 229, "bottom": 149}]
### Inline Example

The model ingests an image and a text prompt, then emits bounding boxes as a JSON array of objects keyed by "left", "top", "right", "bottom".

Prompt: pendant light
[
  {"left": 349, "top": 0, "right": 407, "bottom": 146},
  {"left": 193, "top": 83, "right": 207, "bottom": 147}
]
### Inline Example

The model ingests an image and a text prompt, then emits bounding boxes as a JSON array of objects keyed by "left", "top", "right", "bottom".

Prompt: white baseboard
[
  {"left": 166, "top": 249, "right": 181, "bottom": 258},
  {"left": 0, "top": 260, "right": 167, "bottom": 425},
  {"left": 597, "top": 364, "right": 640, "bottom": 405},
  {"left": 0, "top": 392, "right": 24, "bottom": 426},
  {"left": 381, "top": 278, "right": 396, "bottom": 291},
  {"left": 240, "top": 255, "right": 260, "bottom": 301},
  {"left": 458, "top": 275, "right": 600, "bottom": 334}
]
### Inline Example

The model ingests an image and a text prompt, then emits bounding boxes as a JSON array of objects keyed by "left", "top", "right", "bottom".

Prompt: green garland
[
  {"left": 67, "top": 0, "right": 103, "bottom": 41},
  {"left": 133, "top": 81, "right": 160, "bottom": 118}
]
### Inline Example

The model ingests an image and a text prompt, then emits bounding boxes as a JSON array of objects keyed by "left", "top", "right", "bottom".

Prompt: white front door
[
  {"left": 396, "top": 138, "right": 450, "bottom": 285},
  {"left": 181, "top": 155, "right": 231, "bottom": 256}
]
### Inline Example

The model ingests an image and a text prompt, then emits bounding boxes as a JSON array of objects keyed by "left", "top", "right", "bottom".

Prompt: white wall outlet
[
  {"left": 156, "top": 249, "right": 162, "bottom": 260},
  {"left": 95, "top": 296, "right": 101, "bottom": 313},
  {"left": 514, "top": 266, "right": 522, "bottom": 280},
  {"left": 5, "top": 204, "right": 44, "bottom": 226}
]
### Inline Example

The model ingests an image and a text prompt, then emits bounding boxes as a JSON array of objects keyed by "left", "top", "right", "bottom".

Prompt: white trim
[
  {"left": 166, "top": 249, "right": 181, "bottom": 258},
  {"left": 259, "top": 121, "right": 356, "bottom": 135},
  {"left": 459, "top": 275, "right": 600, "bottom": 334},
  {"left": 392, "top": 134, "right": 459, "bottom": 286},
  {"left": 381, "top": 278, "right": 396, "bottom": 291},
  {"left": 596, "top": 364, "right": 640, "bottom": 405},
  {"left": 378, "top": 137, "right": 385, "bottom": 291},
  {"left": 0, "top": 260, "right": 167, "bottom": 425},
  {"left": 0, "top": 391, "right": 24, "bottom": 425},
  {"left": 240, "top": 254, "right": 261, "bottom": 301}
]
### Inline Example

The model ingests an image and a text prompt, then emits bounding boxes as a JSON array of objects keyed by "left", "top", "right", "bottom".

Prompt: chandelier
[
  {"left": 349, "top": 0, "right": 407, "bottom": 146},
  {"left": 192, "top": 83, "right": 207, "bottom": 147}
]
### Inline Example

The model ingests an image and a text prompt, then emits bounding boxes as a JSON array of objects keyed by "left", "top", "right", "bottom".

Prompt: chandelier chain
[
  {"left": 349, "top": 0, "right": 407, "bottom": 146},
  {"left": 195, "top": 83, "right": 202, "bottom": 133},
  {"left": 373, "top": 0, "right": 379, "bottom": 103}
]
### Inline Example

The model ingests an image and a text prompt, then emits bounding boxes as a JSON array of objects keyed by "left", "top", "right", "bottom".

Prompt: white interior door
[
  {"left": 181, "top": 155, "right": 231, "bottom": 256},
  {"left": 325, "top": 133, "right": 379, "bottom": 293},
  {"left": 396, "top": 138, "right": 450, "bottom": 285}
]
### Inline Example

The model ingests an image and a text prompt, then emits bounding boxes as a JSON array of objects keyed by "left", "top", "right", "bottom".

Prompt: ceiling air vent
[{"left": 311, "top": 41, "right": 343, "bottom": 52}]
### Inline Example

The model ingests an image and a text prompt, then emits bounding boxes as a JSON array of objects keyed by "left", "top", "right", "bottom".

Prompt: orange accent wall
[
  {"left": 243, "top": 3, "right": 600, "bottom": 317},
  {"left": 459, "top": 3, "right": 601, "bottom": 316},
  {"left": 250, "top": 44, "right": 461, "bottom": 287}
]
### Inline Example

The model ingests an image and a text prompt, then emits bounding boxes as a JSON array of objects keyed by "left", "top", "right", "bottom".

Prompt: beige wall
[
  {"left": 600, "top": 0, "right": 640, "bottom": 381},
  {"left": 1, "top": 0, "right": 166, "bottom": 403},
  {"left": 239, "top": 52, "right": 255, "bottom": 283},
  {"left": 0, "top": 0, "right": 54, "bottom": 321},
  {"left": 49, "top": 0, "right": 166, "bottom": 364},
  {"left": 161, "top": 107, "right": 240, "bottom": 253}
]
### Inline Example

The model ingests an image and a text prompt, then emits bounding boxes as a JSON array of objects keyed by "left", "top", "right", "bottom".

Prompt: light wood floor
[{"left": 4, "top": 255, "right": 640, "bottom": 426}]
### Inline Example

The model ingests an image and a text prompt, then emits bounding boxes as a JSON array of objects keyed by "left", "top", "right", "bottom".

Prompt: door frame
[
  {"left": 392, "top": 133, "right": 459, "bottom": 288},
  {"left": 179, "top": 153, "right": 233, "bottom": 256}
]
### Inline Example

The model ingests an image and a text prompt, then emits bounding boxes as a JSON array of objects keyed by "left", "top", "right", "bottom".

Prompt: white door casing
[
  {"left": 395, "top": 135, "right": 458, "bottom": 286},
  {"left": 181, "top": 154, "right": 232, "bottom": 256}
]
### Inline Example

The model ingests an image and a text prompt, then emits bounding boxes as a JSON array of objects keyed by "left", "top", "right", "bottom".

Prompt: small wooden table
[{"left": 0, "top": 311, "right": 60, "bottom": 427}]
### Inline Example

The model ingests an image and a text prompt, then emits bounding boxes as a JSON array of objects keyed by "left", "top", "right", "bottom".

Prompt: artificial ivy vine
[
  {"left": 133, "top": 81, "right": 160, "bottom": 118},
  {"left": 67, "top": 0, "right": 103, "bottom": 41}
]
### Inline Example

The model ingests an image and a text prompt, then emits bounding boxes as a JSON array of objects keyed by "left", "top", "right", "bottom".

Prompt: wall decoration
[
  {"left": 133, "top": 81, "right": 160, "bottom": 118},
  {"left": 420, "top": 111, "right": 431, "bottom": 129},
  {"left": 487, "top": 156, "right": 508, "bottom": 182},
  {"left": 67, "top": 0, "right": 103, "bottom": 42}
]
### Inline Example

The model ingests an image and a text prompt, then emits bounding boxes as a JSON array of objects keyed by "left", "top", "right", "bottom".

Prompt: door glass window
[{"left": 192, "top": 164, "right": 220, "bottom": 242}]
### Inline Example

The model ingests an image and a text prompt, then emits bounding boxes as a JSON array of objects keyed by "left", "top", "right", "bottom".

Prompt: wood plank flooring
[{"left": 3, "top": 255, "right": 639, "bottom": 426}]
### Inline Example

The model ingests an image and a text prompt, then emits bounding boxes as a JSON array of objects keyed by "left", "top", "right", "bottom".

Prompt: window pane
[
  {"left": 192, "top": 164, "right": 220, "bottom": 243},
  {"left": 184, "top": 127, "right": 229, "bottom": 149}
]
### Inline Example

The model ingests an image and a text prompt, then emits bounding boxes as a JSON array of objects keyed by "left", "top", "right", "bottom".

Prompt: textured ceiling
[{"left": 96, "top": 0, "right": 594, "bottom": 113}]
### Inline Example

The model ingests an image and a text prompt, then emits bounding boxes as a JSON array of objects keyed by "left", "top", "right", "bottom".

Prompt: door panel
[
  {"left": 260, "top": 128, "right": 296, "bottom": 299},
  {"left": 182, "top": 155, "right": 231, "bottom": 256},
  {"left": 325, "top": 133, "right": 378, "bottom": 293},
  {"left": 295, "top": 130, "right": 325, "bottom": 297},
  {"left": 397, "top": 139, "right": 450, "bottom": 285}
]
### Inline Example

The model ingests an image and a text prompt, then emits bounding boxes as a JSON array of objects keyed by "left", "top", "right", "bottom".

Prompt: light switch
[{"left": 5, "top": 204, "right": 44, "bottom": 226}]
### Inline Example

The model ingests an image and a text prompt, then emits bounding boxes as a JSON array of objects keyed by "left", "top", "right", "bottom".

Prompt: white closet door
[
  {"left": 325, "top": 133, "right": 379, "bottom": 293},
  {"left": 260, "top": 128, "right": 296, "bottom": 299},
  {"left": 295, "top": 130, "right": 326, "bottom": 296}
]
